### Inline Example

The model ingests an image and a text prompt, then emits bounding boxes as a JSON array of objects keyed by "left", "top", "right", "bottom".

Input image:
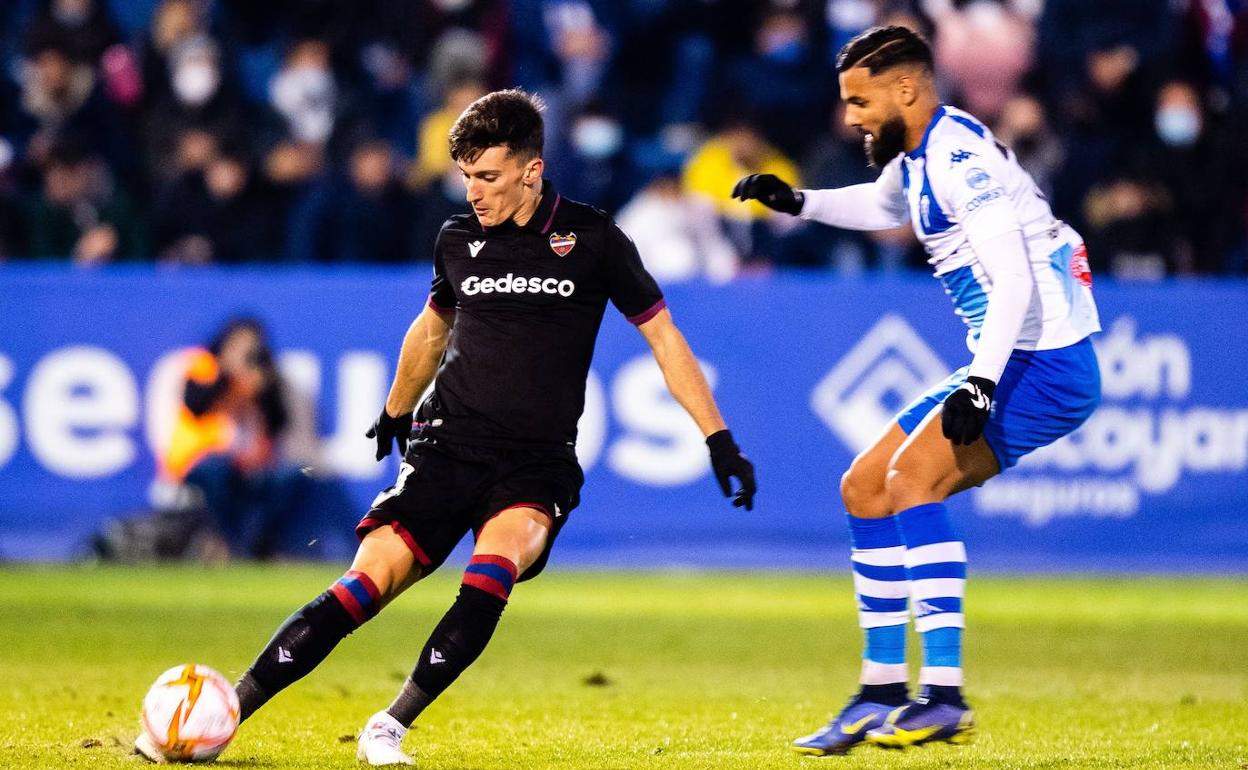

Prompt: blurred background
[{"left": 0, "top": 0, "right": 1245, "bottom": 571}]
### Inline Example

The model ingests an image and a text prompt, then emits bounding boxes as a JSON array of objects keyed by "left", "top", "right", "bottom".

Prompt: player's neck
[
  {"left": 904, "top": 99, "right": 942, "bottom": 155},
  {"left": 509, "top": 182, "right": 544, "bottom": 227}
]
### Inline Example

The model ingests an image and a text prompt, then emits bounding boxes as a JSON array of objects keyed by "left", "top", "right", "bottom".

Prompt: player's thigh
[
  {"left": 841, "top": 421, "right": 909, "bottom": 518},
  {"left": 474, "top": 506, "right": 552, "bottom": 575},
  {"left": 886, "top": 406, "right": 1000, "bottom": 511},
  {"left": 348, "top": 525, "right": 422, "bottom": 606}
]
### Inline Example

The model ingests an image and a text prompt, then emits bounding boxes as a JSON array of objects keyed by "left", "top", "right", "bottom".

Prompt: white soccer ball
[{"left": 140, "top": 664, "right": 240, "bottom": 762}]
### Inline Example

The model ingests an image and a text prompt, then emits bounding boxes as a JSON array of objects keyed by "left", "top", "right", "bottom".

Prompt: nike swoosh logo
[
  {"left": 893, "top": 724, "right": 942, "bottom": 742},
  {"left": 969, "top": 391, "right": 988, "bottom": 409},
  {"left": 841, "top": 714, "right": 876, "bottom": 735}
]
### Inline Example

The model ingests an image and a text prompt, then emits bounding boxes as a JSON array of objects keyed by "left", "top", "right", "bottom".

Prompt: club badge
[{"left": 549, "top": 232, "right": 576, "bottom": 257}]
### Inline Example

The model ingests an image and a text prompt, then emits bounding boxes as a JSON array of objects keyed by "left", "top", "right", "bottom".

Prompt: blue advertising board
[{"left": 1, "top": 265, "right": 1245, "bottom": 571}]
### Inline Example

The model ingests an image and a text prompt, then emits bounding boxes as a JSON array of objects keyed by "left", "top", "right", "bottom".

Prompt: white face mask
[
  {"left": 270, "top": 67, "right": 336, "bottom": 143},
  {"left": 1154, "top": 105, "right": 1201, "bottom": 147},
  {"left": 172, "top": 62, "right": 219, "bottom": 107}
]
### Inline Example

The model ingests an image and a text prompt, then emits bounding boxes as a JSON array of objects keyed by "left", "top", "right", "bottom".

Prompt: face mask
[
  {"left": 271, "top": 67, "right": 336, "bottom": 143},
  {"left": 572, "top": 116, "right": 623, "bottom": 159},
  {"left": 172, "top": 63, "right": 219, "bottom": 106},
  {"left": 1154, "top": 106, "right": 1200, "bottom": 147}
]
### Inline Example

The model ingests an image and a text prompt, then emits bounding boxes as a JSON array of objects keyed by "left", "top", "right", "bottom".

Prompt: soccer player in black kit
[{"left": 134, "top": 89, "right": 757, "bottom": 766}]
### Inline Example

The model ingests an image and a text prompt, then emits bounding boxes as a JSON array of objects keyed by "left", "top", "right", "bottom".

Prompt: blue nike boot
[
  {"left": 865, "top": 693, "right": 975, "bottom": 749},
  {"left": 791, "top": 694, "right": 897, "bottom": 756}
]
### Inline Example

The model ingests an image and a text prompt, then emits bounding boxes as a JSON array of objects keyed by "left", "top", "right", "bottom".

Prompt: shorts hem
[{"left": 355, "top": 517, "right": 433, "bottom": 568}]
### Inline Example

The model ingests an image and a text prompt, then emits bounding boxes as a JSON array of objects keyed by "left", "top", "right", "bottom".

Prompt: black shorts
[{"left": 355, "top": 436, "right": 583, "bottom": 581}]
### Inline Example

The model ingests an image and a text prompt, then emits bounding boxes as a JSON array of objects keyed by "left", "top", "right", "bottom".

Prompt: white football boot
[
  {"left": 133, "top": 732, "right": 166, "bottom": 763},
  {"left": 356, "top": 710, "right": 415, "bottom": 766}
]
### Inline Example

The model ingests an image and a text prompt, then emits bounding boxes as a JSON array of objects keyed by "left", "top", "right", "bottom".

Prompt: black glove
[
  {"left": 706, "top": 429, "right": 757, "bottom": 511},
  {"left": 365, "top": 406, "right": 413, "bottom": 461},
  {"left": 941, "top": 376, "right": 995, "bottom": 446},
  {"left": 730, "top": 174, "right": 804, "bottom": 216}
]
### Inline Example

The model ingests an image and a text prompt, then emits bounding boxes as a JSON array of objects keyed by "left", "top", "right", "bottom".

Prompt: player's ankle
[
  {"left": 919, "top": 683, "right": 967, "bottom": 708},
  {"left": 858, "top": 682, "right": 909, "bottom": 705}
]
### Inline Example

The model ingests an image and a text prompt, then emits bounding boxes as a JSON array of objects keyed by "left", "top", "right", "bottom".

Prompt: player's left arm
[
  {"left": 606, "top": 222, "right": 756, "bottom": 509},
  {"left": 934, "top": 140, "right": 1035, "bottom": 445},
  {"left": 636, "top": 308, "right": 756, "bottom": 510}
]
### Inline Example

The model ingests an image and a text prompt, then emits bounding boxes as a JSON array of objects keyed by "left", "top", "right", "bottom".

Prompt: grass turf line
[{"left": 0, "top": 565, "right": 1244, "bottom": 769}]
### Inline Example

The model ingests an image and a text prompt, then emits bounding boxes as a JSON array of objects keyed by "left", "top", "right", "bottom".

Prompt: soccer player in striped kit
[{"left": 734, "top": 26, "right": 1101, "bottom": 753}]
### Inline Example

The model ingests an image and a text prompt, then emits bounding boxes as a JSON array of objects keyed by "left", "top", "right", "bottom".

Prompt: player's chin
[{"left": 473, "top": 209, "right": 494, "bottom": 226}]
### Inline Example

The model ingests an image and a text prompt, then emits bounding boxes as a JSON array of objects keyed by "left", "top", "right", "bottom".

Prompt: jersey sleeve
[
  {"left": 428, "top": 223, "right": 457, "bottom": 314},
  {"left": 928, "top": 138, "right": 1020, "bottom": 240},
  {"left": 603, "top": 221, "right": 666, "bottom": 325},
  {"left": 799, "top": 157, "right": 908, "bottom": 230}
]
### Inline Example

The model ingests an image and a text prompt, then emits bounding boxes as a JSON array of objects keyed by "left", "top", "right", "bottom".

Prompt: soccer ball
[{"left": 140, "top": 664, "right": 240, "bottom": 762}]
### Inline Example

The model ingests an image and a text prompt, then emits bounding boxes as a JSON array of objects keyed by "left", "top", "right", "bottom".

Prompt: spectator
[
  {"left": 22, "top": 0, "right": 122, "bottom": 66},
  {"left": 719, "top": 9, "right": 833, "bottom": 158},
  {"left": 992, "top": 93, "right": 1064, "bottom": 200},
  {"left": 409, "top": 77, "right": 485, "bottom": 189},
  {"left": 682, "top": 119, "right": 804, "bottom": 267},
  {"left": 152, "top": 143, "right": 278, "bottom": 264},
  {"left": 140, "top": 34, "right": 251, "bottom": 188},
  {"left": 1130, "top": 80, "right": 1248, "bottom": 274},
  {"left": 617, "top": 173, "right": 738, "bottom": 283},
  {"left": 159, "top": 317, "right": 308, "bottom": 559},
  {"left": 924, "top": 0, "right": 1034, "bottom": 124},
  {"left": 285, "top": 137, "right": 415, "bottom": 263},
  {"left": 12, "top": 39, "right": 131, "bottom": 174},
  {"left": 21, "top": 139, "right": 145, "bottom": 263}
]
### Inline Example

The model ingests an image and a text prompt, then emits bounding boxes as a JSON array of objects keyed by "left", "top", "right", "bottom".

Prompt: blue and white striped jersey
[{"left": 886, "top": 105, "right": 1100, "bottom": 352}]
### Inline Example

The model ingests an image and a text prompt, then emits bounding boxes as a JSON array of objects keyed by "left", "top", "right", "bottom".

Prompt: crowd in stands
[{"left": 0, "top": 0, "right": 1245, "bottom": 278}]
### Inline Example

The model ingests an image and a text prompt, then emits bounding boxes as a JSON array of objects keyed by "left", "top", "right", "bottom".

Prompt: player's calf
[
  {"left": 384, "top": 554, "right": 518, "bottom": 727},
  {"left": 235, "top": 570, "right": 383, "bottom": 721}
]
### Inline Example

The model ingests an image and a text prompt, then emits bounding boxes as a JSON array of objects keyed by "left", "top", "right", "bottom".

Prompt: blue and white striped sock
[
  {"left": 896, "top": 502, "right": 966, "bottom": 688},
  {"left": 848, "top": 514, "right": 909, "bottom": 686}
]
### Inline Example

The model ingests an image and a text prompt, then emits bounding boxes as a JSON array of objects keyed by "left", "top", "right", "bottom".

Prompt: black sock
[
  {"left": 387, "top": 584, "right": 508, "bottom": 727},
  {"left": 237, "top": 571, "right": 381, "bottom": 721},
  {"left": 919, "top": 683, "right": 966, "bottom": 707},
  {"left": 859, "top": 682, "right": 909, "bottom": 706}
]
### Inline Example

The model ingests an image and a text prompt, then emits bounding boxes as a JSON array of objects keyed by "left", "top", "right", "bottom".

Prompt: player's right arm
[
  {"left": 367, "top": 229, "right": 459, "bottom": 460},
  {"left": 731, "top": 160, "right": 908, "bottom": 230},
  {"left": 383, "top": 303, "right": 454, "bottom": 417}
]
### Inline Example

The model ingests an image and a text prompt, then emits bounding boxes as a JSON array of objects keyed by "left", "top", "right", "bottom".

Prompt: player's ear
[
  {"left": 523, "top": 156, "right": 544, "bottom": 185},
  {"left": 893, "top": 73, "right": 918, "bottom": 108}
]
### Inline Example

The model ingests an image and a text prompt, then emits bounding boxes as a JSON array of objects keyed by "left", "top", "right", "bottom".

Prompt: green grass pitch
[{"left": 0, "top": 565, "right": 1245, "bottom": 769}]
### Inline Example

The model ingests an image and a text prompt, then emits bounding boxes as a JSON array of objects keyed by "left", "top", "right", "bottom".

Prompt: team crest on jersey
[{"left": 549, "top": 232, "right": 576, "bottom": 256}]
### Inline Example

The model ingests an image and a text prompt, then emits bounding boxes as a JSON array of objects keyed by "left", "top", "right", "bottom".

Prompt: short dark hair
[
  {"left": 836, "top": 25, "right": 934, "bottom": 75},
  {"left": 448, "top": 89, "right": 545, "bottom": 164}
]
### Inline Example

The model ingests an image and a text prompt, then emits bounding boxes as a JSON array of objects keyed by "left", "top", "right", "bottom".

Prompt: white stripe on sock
[
  {"left": 861, "top": 660, "right": 908, "bottom": 685},
  {"left": 852, "top": 573, "right": 910, "bottom": 599},
  {"left": 910, "top": 577, "right": 966, "bottom": 600},
  {"left": 860, "top": 609, "right": 911, "bottom": 628},
  {"left": 904, "top": 541, "right": 966, "bottom": 567},
  {"left": 919, "top": 666, "right": 964, "bottom": 687},
  {"left": 915, "top": 612, "right": 965, "bottom": 632},
  {"left": 850, "top": 545, "right": 906, "bottom": 566}
]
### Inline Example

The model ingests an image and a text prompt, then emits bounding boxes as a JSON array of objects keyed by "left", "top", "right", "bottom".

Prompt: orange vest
[{"left": 159, "top": 349, "right": 235, "bottom": 482}]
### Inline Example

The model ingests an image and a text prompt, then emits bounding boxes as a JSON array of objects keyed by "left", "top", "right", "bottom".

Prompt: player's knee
[
  {"left": 840, "top": 467, "right": 889, "bottom": 518},
  {"left": 884, "top": 464, "right": 939, "bottom": 511}
]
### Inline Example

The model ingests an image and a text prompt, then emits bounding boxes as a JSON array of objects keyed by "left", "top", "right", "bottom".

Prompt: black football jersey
[{"left": 418, "top": 181, "right": 665, "bottom": 447}]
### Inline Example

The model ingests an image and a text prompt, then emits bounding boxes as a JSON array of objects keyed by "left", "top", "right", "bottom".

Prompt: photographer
[{"left": 160, "top": 316, "right": 307, "bottom": 559}]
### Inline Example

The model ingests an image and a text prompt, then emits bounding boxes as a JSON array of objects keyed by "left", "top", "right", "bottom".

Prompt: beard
[{"left": 864, "top": 114, "right": 907, "bottom": 168}]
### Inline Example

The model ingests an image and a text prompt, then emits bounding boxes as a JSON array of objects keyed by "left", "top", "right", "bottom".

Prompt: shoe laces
[{"left": 367, "top": 721, "right": 405, "bottom": 748}]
